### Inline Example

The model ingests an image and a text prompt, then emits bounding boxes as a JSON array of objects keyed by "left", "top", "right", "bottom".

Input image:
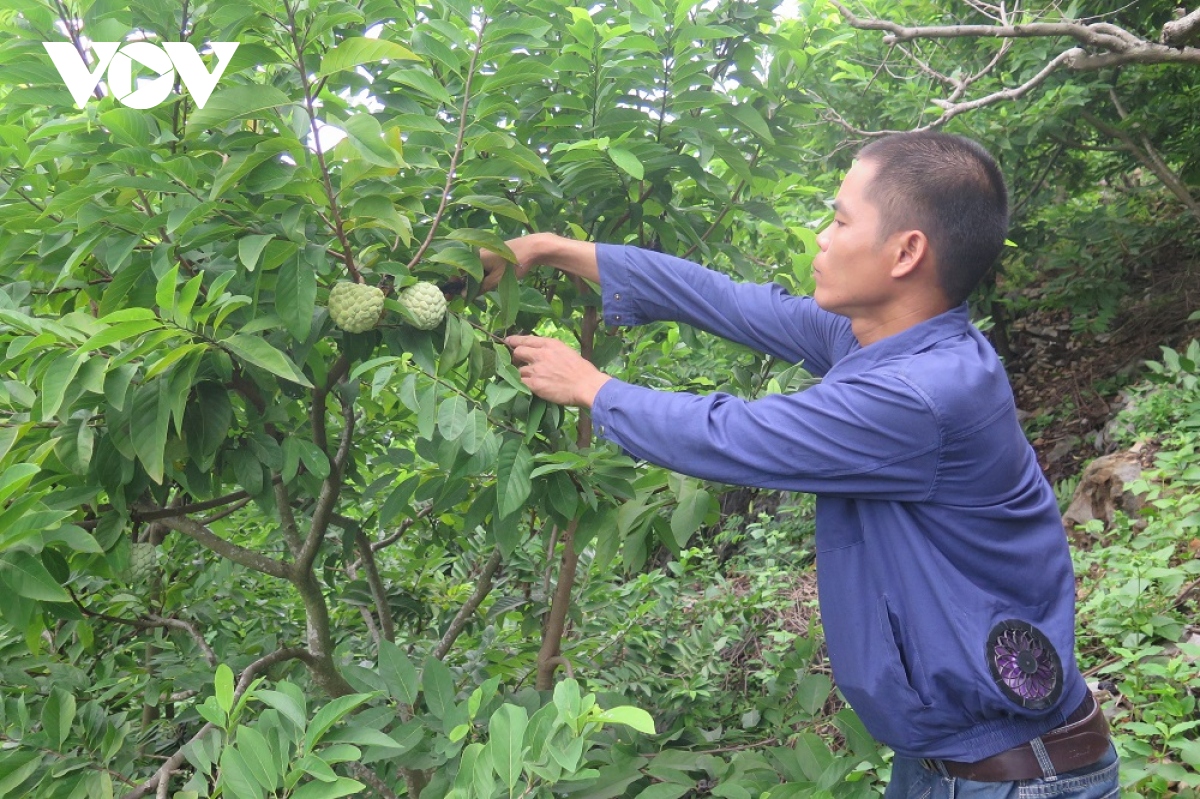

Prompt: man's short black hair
[{"left": 857, "top": 132, "right": 1009, "bottom": 305}]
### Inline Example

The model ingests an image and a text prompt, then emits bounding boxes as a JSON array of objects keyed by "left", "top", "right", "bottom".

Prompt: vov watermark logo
[{"left": 42, "top": 41, "right": 239, "bottom": 110}]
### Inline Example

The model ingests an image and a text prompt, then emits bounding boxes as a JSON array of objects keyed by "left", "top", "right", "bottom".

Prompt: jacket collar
[{"left": 831, "top": 304, "right": 974, "bottom": 376}]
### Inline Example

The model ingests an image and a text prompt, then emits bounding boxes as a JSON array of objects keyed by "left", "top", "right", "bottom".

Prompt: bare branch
[
  {"left": 372, "top": 502, "right": 436, "bottom": 551},
  {"left": 351, "top": 763, "right": 401, "bottom": 799},
  {"left": 1163, "top": 7, "right": 1200, "bottom": 47},
  {"left": 433, "top": 548, "right": 503, "bottom": 660},
  {"left": 276, "top": 480, "right": 303, "bottom": 557},
  {"left": 149, "top": 615, "right": 218, "bottom": 668},
  {"left": 299, "top": 397, "right": 355, "bottom": 573},
  {"left": 355, "top": 526, "right": 396, "bottom": 644},
  {"left": 831, "top": 1, "right": 1200, "bottom": 67},
  {"left": 1081, "top": 104, "right": 1200, "bottom": 223},
  {"left": 929, "top": 49, "right": 1077, "bottom": 121},
  {"left": 135, "top": 504, "right": 290, "bottom": 580},
  {"left": 67, "top": 589, "right": 218, "bottom": 667}
]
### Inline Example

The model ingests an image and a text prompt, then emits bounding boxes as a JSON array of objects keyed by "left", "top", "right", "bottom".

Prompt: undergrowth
[{"left": 1071, "top": 339, "right": 1200, "bottom": 797}]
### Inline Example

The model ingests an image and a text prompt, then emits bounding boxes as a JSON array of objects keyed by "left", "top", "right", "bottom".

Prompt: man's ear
[{"left": 890, "top": 230, "right": 930, "bottom": 280}]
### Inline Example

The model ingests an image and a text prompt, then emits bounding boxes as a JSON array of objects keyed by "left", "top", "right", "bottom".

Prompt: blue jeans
[{"left": 885, "top": 743, "right": 1119, "bottom": 799}]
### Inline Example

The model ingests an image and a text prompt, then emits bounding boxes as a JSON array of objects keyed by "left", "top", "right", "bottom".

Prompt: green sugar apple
[
  {"left": 399, "top": 282, "right": 447, "bottom": 330},
  {"left": 328, "top": 281, "right": 385, "bottom": 333},
  {"left": 129, "top": 542, "right": 158, "bottom": 582}
]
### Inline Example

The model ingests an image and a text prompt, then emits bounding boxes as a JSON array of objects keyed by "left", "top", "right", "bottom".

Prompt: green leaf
[
  {"left": 236, "top": 725, "right": 280, "bottom": 791},
  {"left": 215, "top": 664, "right": 235, "bottom": 716},
  {"left": 129, "top": 380, "right": 169, "bottom": 484},
  {"left": 156, "top": 263, "right": 180, "bottom": 315},
  {"left": 239, "top": 234, "right": 274, "bottom": 272},
  {"left": 341, "top": 113, "right": 405, "bottom": 168},
  {"left": 255, "top": 689, "right": 307, "bottom": 732},
  {"left": 218, "top": 747, "right": 263, "bottom": 799},
  {"left": 39, "top": 351, "right": 83, "bottom": 421},
  {"left": 378, "top": 639, "right": 421, "bottom": 706},
  {"left": 349, "top": 195, "right": 413, "bottom": 244},
  {"left": 290, "top": 778, "right": 365, "bottom": 799},
  {"left": 455, "top": 742, "right": 486, "bottom": 794},
  {"left": 305, "top": 693, "right": 377, "bottom": 751},
  {"left": 388, "top": 68, "right": 456, "bottom": 105},
  {"left": 277, "top": 254, "right": 316, "bottom": 340},
  {"left": 669, "top": 483, "right": 710, "bottom": 550},
  {"left": 0, "top": 464, "right": 40, "bottom": 507},
  {"left": 41, "top": 687, "right": 76, "bottom": 749},
  {"left": 0, "top": 752, "right": 43, "bottom": 796},
  {"left": 221, "top": 334, "right": 313, "bottom": 387},
  {"left": 323, "top": 725, "right": 412, "bottom": 752},
  {"left": 454, "top": 194, "right": 529, "bottom": 223},
  {"left": 495, "top": 438, "right": 533, "bottom": 519},
  {"left": 437, "top": 394, "right": 469, "bottom": 440},
  {"left": 421, "top": 655, "right": 456, "bottom": 721},
  {"left": 1, "top": 551, "right": 70, "bottom": 602},
  {"left": 589, "top": 705, "right": 655, "bottom": 735},
  {"left": 608, "top": 146, "right": 644, "bottom": 180},
  {"left": 187, "top": 84, "right": 293, "bottom": 132},
  {"left": 42, "top": 525, "right": 104, "bottom": 554},
  {"left": 725, "top": 102, "right": 774, "bottom": 143},
  {"left": 488, "top": 703, "right": 528, "bottom": 792},
  {"left": 176, "top": 272, "right": 205, "bottom": 324},
  {"left": 795, "top": 673, "right": 832, "bottom": 716},
  {"left": 318, "top": 38, "right": 421, "bottom": 77},
  {"left": 296, "top": 753, "right": 338, "bottom": 782}
]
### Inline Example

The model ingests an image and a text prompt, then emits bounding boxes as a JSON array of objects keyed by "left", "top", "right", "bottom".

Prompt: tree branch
[
  {"left": 283, "top": 0, "right": 360, "bottom": 283},
  {"left": 433, "top": 548, "right": 503, "bottom": 660},
  {"left": 1163, "top": 7, "right": 1200, "bottom": 47},
  {"left": 404, "top": 14, "right": 490, "bottom": 271},
  {"left": 68, "top": 588, "right": 218, "bottom": 667},
  {"left": 312, "top": 353, "right": 351, "bottom": 458},
  {"left": 830, "top": 1, "right": 1200, "bottom": 77},
  {"left": 1081, "top": 103, "right": 1200, "bottom": 223},
  {"left": 299, "top": 397, "right": 354, "bottom": 574},
  {"left": 276, "top": 479, "right": 303, "bottom": 557},
  {"left": 135, "top": 504, "right": 290, "bottom": 580},
  {"left": 372, "top": 502, "right": 436, "bottom": 551},
  {"left": 355, "top": 526, "right": 396, "bottom": 644}
]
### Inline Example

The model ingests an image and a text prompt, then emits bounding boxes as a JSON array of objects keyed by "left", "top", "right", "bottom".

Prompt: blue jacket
[{"left": 588, "top": 244, "right": 1087, "bottom": 760}]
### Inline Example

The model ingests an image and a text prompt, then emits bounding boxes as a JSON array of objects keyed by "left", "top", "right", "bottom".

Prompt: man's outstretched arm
[{"left": 481, "top": 232, "right": 598, "bottom": 289}]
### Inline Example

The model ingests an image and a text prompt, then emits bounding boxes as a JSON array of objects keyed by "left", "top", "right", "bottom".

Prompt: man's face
[{"left": 812, "top": 159, "right": 897, "bottom": 318}]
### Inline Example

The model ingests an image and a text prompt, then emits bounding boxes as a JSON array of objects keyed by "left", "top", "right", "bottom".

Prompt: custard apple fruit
[
  {"left": 399, "top": 282, "right": 447, "bottom": 330},
  {"left": 328, "top": 281, "right": 385, "bottom": 333},
  {"left": 129, "top": 542, "right": 158, "bottom": 582}
]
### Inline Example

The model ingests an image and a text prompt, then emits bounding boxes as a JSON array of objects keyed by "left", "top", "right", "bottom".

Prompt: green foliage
[
  {"left": 1072, "top": 340, "right": 1200, "bottom": 796},
  {"left": 0, "top": 0, "right": 1197, "bottom": 795}
]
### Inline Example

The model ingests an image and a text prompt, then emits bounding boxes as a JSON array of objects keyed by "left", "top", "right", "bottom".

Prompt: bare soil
[{"left": 1001, "top": 251, "right": 1200, "bottom": 484}]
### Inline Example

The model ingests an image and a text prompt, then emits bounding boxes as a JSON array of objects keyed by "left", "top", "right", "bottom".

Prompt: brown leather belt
[{"left": 921, "top": 694, "right": 1110, "bottom": 782}]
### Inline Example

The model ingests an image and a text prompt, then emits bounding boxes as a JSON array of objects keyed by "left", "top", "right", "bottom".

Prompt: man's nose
[{"left": 816, "top": 225, "right": 831, "bottom": 251}]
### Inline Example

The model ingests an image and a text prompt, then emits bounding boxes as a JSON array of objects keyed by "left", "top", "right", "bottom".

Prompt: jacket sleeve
[
  {"left": 590, "top": 373, "right": 941, "bottom": 501},
  {"left": 597, "top": 244, "right": 854, "bottom": 376}
]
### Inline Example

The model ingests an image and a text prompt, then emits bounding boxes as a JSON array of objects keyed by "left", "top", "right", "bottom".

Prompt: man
[{"left": 482, "top": 132, "right": 1118, "bottom": 798}]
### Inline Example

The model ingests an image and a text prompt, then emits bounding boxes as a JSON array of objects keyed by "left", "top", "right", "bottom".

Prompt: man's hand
[
  {"left": 480, "top": 233, "right": 556, "bottom": 292},
  {"left": 481, "top": 233, "right": 600, "bottom": 291},
  {"left": 506, "top": 335, "right": 611, "bottom": 408}
]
